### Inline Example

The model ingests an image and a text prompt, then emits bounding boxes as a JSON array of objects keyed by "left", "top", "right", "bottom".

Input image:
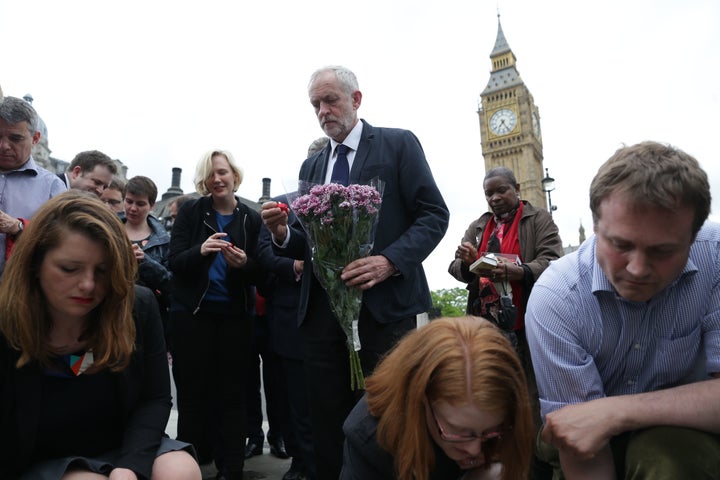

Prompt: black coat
[
  {"left": 255, "top": 194, "right": 305, "bottom": 359},
  {"left": 284, "top": 120, "right": 450, "bottom": 326},
  {"left": 168, "top": 195, "right": 263, "bottom": 315}
]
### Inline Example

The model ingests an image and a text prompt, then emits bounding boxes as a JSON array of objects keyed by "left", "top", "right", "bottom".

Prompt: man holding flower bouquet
[{"left": 261, "top": 65, "right": 449, "bottom": 480}]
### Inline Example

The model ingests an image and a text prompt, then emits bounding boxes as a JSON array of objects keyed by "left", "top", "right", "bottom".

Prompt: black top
[
  {"left": 168, "top": 195, "right": 264, "bottom": 315},
  {"left": 0, "top": 286, "right": 171, "bottom": 479},
  {"left": 35, "top": 367, "right": 121, "bottom": 461},
  {"left": 340, "top": 395, "right": 463, "bottom": 480}
]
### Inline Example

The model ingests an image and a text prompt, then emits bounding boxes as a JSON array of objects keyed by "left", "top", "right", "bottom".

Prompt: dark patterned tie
[{"left": 330, "top": 144, "right": 350, "bottom": 186}]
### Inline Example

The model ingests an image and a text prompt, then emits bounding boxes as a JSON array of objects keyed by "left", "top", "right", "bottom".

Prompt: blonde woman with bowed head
[
  {"left": 0, "top": 190, "right": 200, "bottom": 480},
  {"left": 168, "top": 150, "right": 264, "bottom": 480},
  {"left": 341, "top": 316, "right": 534, "bottom": 480}
]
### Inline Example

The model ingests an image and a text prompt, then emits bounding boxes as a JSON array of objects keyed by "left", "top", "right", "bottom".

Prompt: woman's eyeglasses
[{"left": 429, "top": 403, "right": 503, "bottom": 444}]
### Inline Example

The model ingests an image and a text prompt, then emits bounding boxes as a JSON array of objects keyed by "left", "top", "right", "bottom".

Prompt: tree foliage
[{"left": 430, "top": 287, "right": 468, "bottom": 318}]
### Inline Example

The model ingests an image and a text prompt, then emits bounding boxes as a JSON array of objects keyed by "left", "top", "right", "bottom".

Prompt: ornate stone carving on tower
[
  {"left": 23, "top": 94, "right": 53, "bottom": 170},
  {"left": 478, "top": 16, "right": 547, "bottom": 210}
]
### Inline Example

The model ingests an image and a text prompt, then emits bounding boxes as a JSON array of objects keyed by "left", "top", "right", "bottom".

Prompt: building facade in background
[
  {"left": 478, "top": 16, "right": 546, "bottom": 210},
  {"left": 478, "top": 16, "right": 589, "bottom": 252},
  {"left": 25, "top": 94, "right": 128, "bottom": 179}
]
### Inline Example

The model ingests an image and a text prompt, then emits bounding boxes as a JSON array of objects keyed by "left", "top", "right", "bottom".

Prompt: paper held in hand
[{"left": 469, "top": 252, "right": 520, "bottom": 275}]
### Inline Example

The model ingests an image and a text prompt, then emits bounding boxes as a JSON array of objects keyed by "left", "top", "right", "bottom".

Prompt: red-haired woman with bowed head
[{"left": 341, "top": 316, "right": 533, "bottom": 480}]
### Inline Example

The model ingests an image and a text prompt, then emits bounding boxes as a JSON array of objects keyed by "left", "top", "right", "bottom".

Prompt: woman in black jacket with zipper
[{"left": 169, "top": 150, "right": 264, "bottom": 480}]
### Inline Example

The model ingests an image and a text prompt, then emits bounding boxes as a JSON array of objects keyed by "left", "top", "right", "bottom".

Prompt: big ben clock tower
[{"left": 479, "top": 16, "right": 547, "bottom": 210}]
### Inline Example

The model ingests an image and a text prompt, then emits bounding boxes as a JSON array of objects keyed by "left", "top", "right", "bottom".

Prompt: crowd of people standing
[{"left": 1, "top": 65, "right": 719, "bottom": 480}]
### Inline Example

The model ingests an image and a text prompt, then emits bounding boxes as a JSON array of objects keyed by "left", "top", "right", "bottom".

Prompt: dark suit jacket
[
  {"left": 57, "top": 172, "right": 69, "bottom": 187},
  {"left": 256, "top": 194, "right": 305, "bottom": 359},
  {"left": 0, "top": 286, "right": 171, "bottom": 480},
  {"left": 282, "top": 120, "right": 449, "bottom": 326}
]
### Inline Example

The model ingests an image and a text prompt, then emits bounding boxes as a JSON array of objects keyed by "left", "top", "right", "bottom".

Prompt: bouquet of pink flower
[{"left": 290, "top": 180, "right": 383, "bottom": 390}]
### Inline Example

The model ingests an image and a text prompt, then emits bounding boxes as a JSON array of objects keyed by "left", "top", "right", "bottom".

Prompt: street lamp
[{"left": 541, "top": 167, "right": 558, "bottom": 216}]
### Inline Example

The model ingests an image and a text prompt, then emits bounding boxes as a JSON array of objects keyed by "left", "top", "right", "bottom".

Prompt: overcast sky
[{"left": 3, "top": 0, "right": 719, "bottom": 292}]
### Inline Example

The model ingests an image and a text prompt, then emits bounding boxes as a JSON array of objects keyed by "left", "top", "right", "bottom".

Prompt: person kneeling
[
  {"left": 0, "top": 191, "right": 201, "bottom": 480},
  {"left": 340, "top": 316, "right": 533, "bottom": 480}
]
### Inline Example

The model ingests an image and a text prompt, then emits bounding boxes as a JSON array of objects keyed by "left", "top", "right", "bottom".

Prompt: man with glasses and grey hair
[{"left": 0, "top": 96, "right": 66, "bottom": 275}]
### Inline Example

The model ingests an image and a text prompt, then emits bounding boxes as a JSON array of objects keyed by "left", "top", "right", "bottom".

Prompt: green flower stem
[
  {"left": 291, "top": 182, "right": 382, "bottom": 393},
  {"left": 348, "top": 344, "right": 365, "bottom": 391}
]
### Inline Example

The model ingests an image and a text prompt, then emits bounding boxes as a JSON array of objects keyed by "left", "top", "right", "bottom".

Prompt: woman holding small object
[
  {"left": 169, "top": 149, "right": 264, "bottom": 480},
  {"left": 448, "top": 167, "right": 562, "bottom": 476},
  {"left": 449, "top": 167, "right": 562, "bottom": 334},
  {"left": 121, "top": 176, "right": 173, "bottom": 342}
]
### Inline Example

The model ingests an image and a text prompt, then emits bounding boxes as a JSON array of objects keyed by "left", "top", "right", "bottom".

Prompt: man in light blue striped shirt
[
  {"left": 0, "top": 96, "right": 66, "bottom": 276},
  {"left": 526, "top": 141, "right": 720, "bottom": 479}
]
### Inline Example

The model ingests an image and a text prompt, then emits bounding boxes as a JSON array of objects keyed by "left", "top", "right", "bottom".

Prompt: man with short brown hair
[
  {"left": 527, "top": 141, "right": 720, "bottom": 478},
  {"left": 62, "top": 149, "right": 117, "bottom": 197}
]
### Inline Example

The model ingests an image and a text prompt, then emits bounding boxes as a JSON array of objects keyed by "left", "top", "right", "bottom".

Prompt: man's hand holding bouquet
[{"left": 289, "top": 180, "right": 383, "bottom": 390}]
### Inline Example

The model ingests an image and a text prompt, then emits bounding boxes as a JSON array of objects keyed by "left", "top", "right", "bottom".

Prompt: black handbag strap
[{"left": 501, "top": 263, "right": 510, "bottom": 295}]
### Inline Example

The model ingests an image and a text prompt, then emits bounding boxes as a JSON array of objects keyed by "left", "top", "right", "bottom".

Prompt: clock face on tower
[
  {"left": 532, "top": 111, "right": 541, "bottom": 137},
  {"left": 489, "top": 108, "right": 517, "bottom": 136}
]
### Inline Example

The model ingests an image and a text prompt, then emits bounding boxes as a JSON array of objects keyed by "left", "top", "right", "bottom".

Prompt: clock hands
[
  {"left": 489, "top": 108, "right": 516, "bottom": 135},
  {"left": 497, "top": 119, "right": 509, "bottom": 134}
]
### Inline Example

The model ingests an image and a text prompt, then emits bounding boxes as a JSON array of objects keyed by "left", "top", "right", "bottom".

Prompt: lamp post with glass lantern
[{"left": 541, "top": 168, "right": 558, "bottom": 217}]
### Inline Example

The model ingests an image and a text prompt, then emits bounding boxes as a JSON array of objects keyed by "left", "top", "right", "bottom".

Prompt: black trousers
[
  {"left": 301, "top": 286, "right": 416, "bottom": 480},
  {"left": 245, "top": 315, "right": 289, "bottom": 443},
  {"left": 282, "top": 355, "right": 317, "bottom": 479},
  {"left": 171, "top": 307, "right": 252, "bottom": 474}
]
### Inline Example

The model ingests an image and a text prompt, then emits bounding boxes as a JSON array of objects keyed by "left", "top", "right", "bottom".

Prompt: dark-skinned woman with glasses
[{"left": 340, "top": 317, "right": 533, "bottom": 480}]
